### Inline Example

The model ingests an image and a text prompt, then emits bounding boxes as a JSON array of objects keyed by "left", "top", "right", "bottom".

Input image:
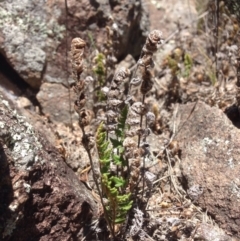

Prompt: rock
[
  {"left": 0, "top": 95, "right": 97, "bottom": 241},
  {"left": 117, "top": 54, "right": 136, "bottom": 70},
  {"left": 173, "top": 101, "right": 240, "bottom": 238},
  {"left": 16, "top": 96, "right": 32, "bottom": 109},
  {"left": 36, "top": 82, "right": 76, "bottom": 125},
  {"left": 0, "top": 0, "right": 48, "bottom": 89},
  {"left": 0, "top": 76, "right": 89, "bottom": 175},
  {"left": 52, "top": 122, "right": 92, "bottom": 173},
  {"left": 0, "top": 0, "right": 149, "bottom": 89},
  {"left": 193, "top": 223, "right": 232, "bottom": 241},
  {"left": 146, "top": 0, "right": 198, "bottom": 35}
]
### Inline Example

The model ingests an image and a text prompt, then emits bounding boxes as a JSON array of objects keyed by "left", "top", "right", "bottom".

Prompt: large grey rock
[
  {"left": 0, "top": 0, "right": 149, "bottom": 89},
  {"left": 0, "top": 0, "right": 50, "bottom": 88},
  {"left": 173, "top": 101, "right": 240, "bottom": 238}
]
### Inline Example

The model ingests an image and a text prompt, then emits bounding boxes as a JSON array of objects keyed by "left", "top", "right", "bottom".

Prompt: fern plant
[
  {"left": 183, "top": 53, "right": 193, "bottom": 78},
  {"left": 93, "top": 52, "right": 107, "bottom": 101},
  {"left": 70, "top": 29, "right": 162, "bottom": 239},
  {"left": 96, "top": 106, "right": 133, "bottom": 231}
]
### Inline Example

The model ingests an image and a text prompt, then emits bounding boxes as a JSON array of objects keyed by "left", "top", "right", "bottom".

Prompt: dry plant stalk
[
  {"left": 236, "top": 50, "right": 240, "bottom": 109},
  {"left": 126, "top": 30, "right": 162, "bottom": 193},
  {"left": 71, "top": 37, "right": 115, "bottom": 237},
  {"left": 71, "top": 38, "right": 93, "bottom": 128}
]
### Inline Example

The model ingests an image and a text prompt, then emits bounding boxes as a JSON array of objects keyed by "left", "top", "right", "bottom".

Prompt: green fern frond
[
  {"left": 96, "top": 123, "right": 109, "bottom": 158},
  {"left": 96, "top": 123, "right": 112, "bottom": 172},
  {"left": 115, "top": 105, "right": 128, "bottom": 139},
  {"left": 183, "top": 53, "right": 193, "bottom": 78},
  {"left": 96, "top": 106, "right": 133, "bottom": 227}
]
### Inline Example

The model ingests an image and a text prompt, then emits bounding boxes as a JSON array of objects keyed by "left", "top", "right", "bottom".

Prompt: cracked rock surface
[
  {"left": 173, "top": 101, "right": 240, "bottom": 238},
  {"left": 0, "top": 0, "right": 149, "bottom": 89},
  {"left": 0, "top": 96, "right": 97, "bottom": 241}
]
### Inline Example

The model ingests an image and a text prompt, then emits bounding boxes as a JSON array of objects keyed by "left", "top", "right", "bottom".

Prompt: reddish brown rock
[
  {"left": 173, "top": 101, "right": 240, "bottom": 238},
  {"left": 0, "top": 96, "right": 97, "bottom": 241}
]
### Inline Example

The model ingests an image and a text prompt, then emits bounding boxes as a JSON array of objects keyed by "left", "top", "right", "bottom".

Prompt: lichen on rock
[{"left": 0, "top": 95, "right": 97, "bottom": 241}]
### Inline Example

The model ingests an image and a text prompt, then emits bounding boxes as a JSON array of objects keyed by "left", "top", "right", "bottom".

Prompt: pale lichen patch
[
  {"left": 227, "top": 158, "right": 234, "bottom": 169},
  {"left": 0, "top": 121, "right": 5, "bottom": 128},
  {"left": 23, "top": 183, "right": 31, "bottom": 193},
  {"left": 202, "top": 137, "right": 213, "bottom": 153},
  {"left": 0, "top": 95, "right": 44, "bottom": 169},
  {"left": 12, "top": 133, "right": 22, "bottom": 141},
  {"left": 8, "top": 203, "right": 18, "bottom": 212},
  {"left": 230, "top": 179, "right": 240, "bottom": 200},
  {"left": 2, "top": 99, "right": 9, "bottom": 107}
]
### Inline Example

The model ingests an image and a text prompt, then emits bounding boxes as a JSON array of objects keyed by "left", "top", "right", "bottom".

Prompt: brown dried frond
[
  {"left": 113, "top": 67, "right": 131, "bottom": 84},
  {"left": 106, "top": 67, "right": 130, "bottom": 117},
  {"left": 78, "top": 109, "right": 93, "bottom": 127},
  {"left": 74, "top": 93, "right": 86, "bottom": 112},
  {"left": 71, "top": 38, "right": 86, "bottom": 80},
  {"left": 74, "top": 80, "right": 85, "bottom": 95},
  {"left": 106, "top": 26, "right": 113, "bottom": 40},
  {"left": 148, "top": 29, "right": 162, "bottom": 45},
  {"left": 128, "top": 157, "right": 141, "bottom": 192},
  {"left": 140, "top": 67, "right": 154, "bottom": 95},
  {"left": 106, "top": 110, "right": 118, "bottom": 119},
  {"left": 138, "top": 54, "right": 154, "bottom": 68},
  {"left": 123, "top": 137, "right": 137, "bottom": 148},
  {"left": 146, "top": 112, "right": 156, "bottom": 126},
  {"left": 126, "top": 128, "right": 150, "bottom": 138},
  {"left": 130, "top": 102, "right": 147, "bottom": 115},
  {"left": 71, "top": 38, "right": 93, "bottom": 128},
  {"left": 142, "top": 30, "right": 162, "bottom": 55},
  {"left": 82, "top": 131, "right": 95, "bottom": 150},
  {"left": 124, "top": 140, "right": 142, "bottom": 159},
  {"left": 107, "top": 89, "right": 121, "bottom": 99},
  {"left": 107, "top": 99, "right": 122, "bottom": 108},
  {"left": 140, "top": 79, "right": 154, "bottom": 96},
  {"left": 125, "top": 128, "right": 140, "bottom": 138}
]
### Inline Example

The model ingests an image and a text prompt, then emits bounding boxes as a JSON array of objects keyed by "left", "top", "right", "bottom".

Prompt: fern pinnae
[
  {"left": 71, "top": 30, "right": 163, "bottom": 239},
  {"left": 96, "top": 103, "right": 133, "bottom": 231}
]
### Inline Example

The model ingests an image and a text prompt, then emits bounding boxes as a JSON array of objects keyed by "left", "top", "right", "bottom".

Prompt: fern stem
[
  {"left": 80, "top": 125, "right": 115, "bottom": 239},
  {"left": 138, "top": 94, "right": 145, "bottom": 148}
]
